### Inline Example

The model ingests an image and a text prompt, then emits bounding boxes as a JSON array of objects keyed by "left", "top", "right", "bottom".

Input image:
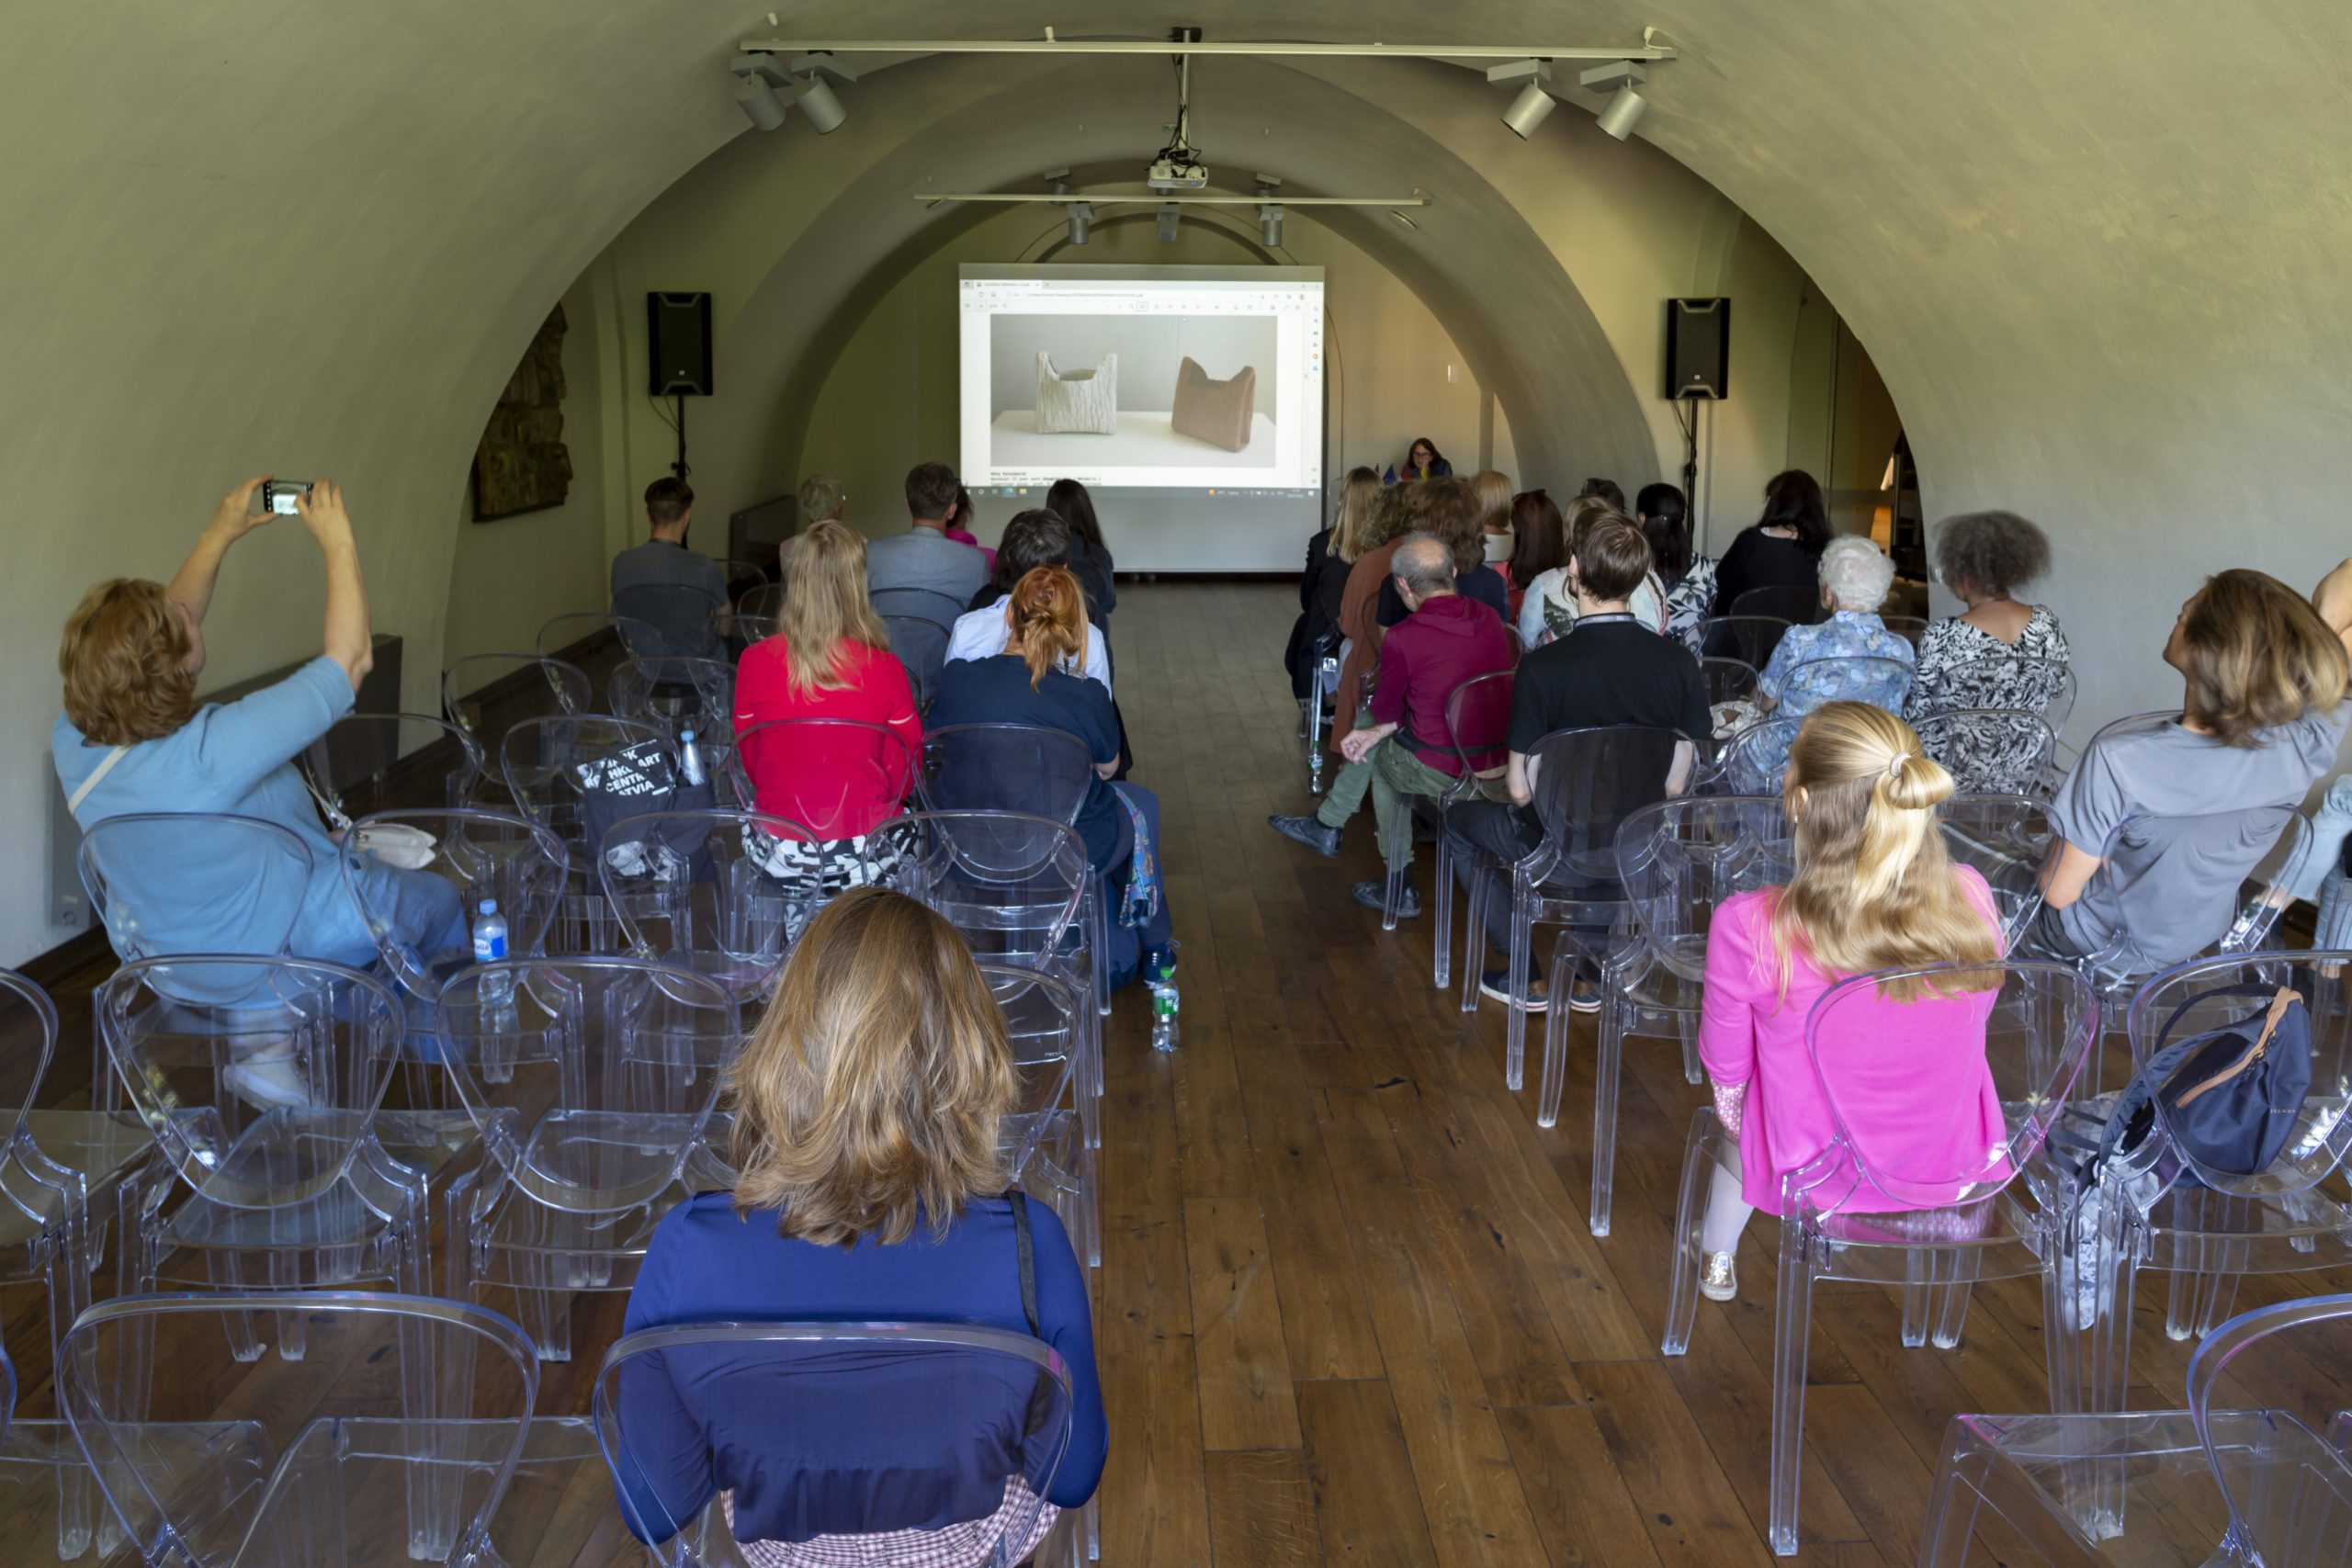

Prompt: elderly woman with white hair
[{"left": 1755, "top": 535, "right": 1916, "bottom": 715}]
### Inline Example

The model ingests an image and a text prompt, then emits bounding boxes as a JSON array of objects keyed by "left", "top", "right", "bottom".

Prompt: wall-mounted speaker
[
  {"left": 1665, "top": 297, "right": 1729, "bottom": 400},
  {"left": 648, "top": 291, "right": 714, "bottom": 396}
]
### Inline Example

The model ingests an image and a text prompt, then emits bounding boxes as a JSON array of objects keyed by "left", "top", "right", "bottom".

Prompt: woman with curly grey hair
[{"left": 1906, "top": 510, "right": 2071, "bottom": 720}]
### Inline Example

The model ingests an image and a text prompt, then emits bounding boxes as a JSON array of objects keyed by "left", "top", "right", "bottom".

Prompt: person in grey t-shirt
[
  {"left": 2038, "top": 560, "right": 2352, "bottom": 970},
  {"left": 865, "top": 460, "right": 989, "bottom": 610},
  {"left": 611, "top": 475, "right": 726, "bottom": 655}
]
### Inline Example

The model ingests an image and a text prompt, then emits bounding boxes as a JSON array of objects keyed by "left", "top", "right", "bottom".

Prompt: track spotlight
[
  {"left": 1487, "top": 59, "right": 1555, "bottom": 140},
  {"left": 1067, "top": 203, "right": 1093, "bottom": 244},
  {"left": 730, "top": 52, "right": 791, "bottom": 131},
  {"left": 1578, "top": 61, "right": 1649, "bottom": 141},
  {"left": 1255, "top": 175, "right": 1283, "bottom": 248},
  {"left": 788, "top": 51, "right": 857, "bottom": 133},
  {"left": 1157, "top": 203, "right": 1181, "bottom": 243}
]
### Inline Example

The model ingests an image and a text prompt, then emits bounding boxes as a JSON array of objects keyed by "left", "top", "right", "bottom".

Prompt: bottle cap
[
  {"left": 478, "top": 898, "right": 497, "bottom": 915},
  {"left": 681, "top": 727, "right": 696, "bottom": 742}
]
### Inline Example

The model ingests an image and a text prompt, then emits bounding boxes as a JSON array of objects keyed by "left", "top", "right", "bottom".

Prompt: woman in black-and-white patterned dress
[{"left": 1906, "top": 510, "right": 2072, "bottom": 721}]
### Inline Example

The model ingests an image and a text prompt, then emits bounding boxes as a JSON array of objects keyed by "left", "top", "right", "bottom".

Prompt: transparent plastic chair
[
  {"left": 873, "top": 586, "right": 968, "bottom": 710},
  {"left": 1660, "top": 959, "right": 2100, "bottom": 1556},
  {"left": 1777, "top": 653, "right": 1916, "bottom": 718},
  {"left": 613, "top": 583, "right": 725, "bottom": 664},
  {"left": 435, "top": 958, "right": 740, "bottom": 1361},
  {"left": 730, "top": 717, "right": 922, "bottom": 843},
  {"left": 1731, "top": 584, "right": 1822, "bottom": 625},
  {"left": 598, "top": 807, "right": 819, "bottom": 1005},
  {"left": 608, "top": 656, "right": 735, "bottom": 752},
  {"left": 1381, "top": 669, "right": 1514, "bottom": 937},
  {"left": 735, "top": 581, "right": 786, "bottom": 620},
  {"left": 1878, "top": 613, "right": 1930, "bottom": 649},
  {"left": 1914, "top": 653, "right": 2077, "bottom": 735},
  {"left": 1716, "top": 716, "right": 1804, "bottom": 796},
  {"left": 501, "top": 714, "right": 676, "bottom": 956},
  {"left": 1699, "top": 655, "right": 1758, "bottom": 707},
  {"left": 439, "top": 654, "right": 594, "bottom": 758},
  {"left": 1939, "top": 792, "right": 2060, "bottom": 949},
  {"left": 1914, "top": 707, "right": 2060, "bottom": 797},
  {"left": 535, "top": 611, "right": 662, "bottom": 665},
  {"left": 300, "top": 712, "right": 488, "bottom": 822},
  {"left": 720, "top": 611, "right": 779, "bottom": 663},
  {"left": 1301, "top": 627, "right": 1341, "bottom": 795},
  {"left": 1917, "top": 1293, "right": 2352, "bottom": 1564},
  {"left": 1555, "top": 795, "right": 1792, "bottom": 1235},
  {"left": 61, "top": 1290, "right": 542, "bottom": 1566},
  {"left": 1462, "top": 725, "right": 1698, "bottom": 1095},
  {"left": 594, "top": 1322, "right": 1078, "bottom": 1568},
  {"left": 1695, "top": 614, "right": 1794, "bottom": 668}
]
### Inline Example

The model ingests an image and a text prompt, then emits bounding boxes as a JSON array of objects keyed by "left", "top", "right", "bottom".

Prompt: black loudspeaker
[
  {"left": 1665, "top": 298, "right": 1730, "bottom": 399},
  {"left": 648, "top": 292, "right": 714, "bottom": 396}
]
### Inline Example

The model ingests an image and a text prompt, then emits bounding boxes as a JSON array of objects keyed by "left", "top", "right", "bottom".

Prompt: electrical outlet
[
  {"left": 56, "top": 892, "right": 84, "bottom": 929},
  {"left": 1446, "top": 363, "right": 1460, "bottom": 385}
]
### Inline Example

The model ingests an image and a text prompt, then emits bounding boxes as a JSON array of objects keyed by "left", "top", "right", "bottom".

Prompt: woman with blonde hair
[
  {"left": 617, "top": 888, "right": 1104, "bottom": 1560},
  {"left": 1692, "top": 702, "right": 2007, "bottom": 1302},
  {"left": 732, "top": 520, "right": 921, "bottom": 886},
  {"left": 796, "top": 474, "right": 845, "bottom": 525},
  {"left": 1285, "top": 467, "right": 1379, "bottom": 698},
  {"left": 1469, "top": 468, "right": 1516, "bottom": 571},
  {"left": 932, "top": 567, "right": 1173, "bottom": 983}
]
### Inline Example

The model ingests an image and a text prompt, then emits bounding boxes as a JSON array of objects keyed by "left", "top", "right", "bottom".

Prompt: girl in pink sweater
[{"left": 1694, "top": 702, "right": 2007, "bottom": 1303}]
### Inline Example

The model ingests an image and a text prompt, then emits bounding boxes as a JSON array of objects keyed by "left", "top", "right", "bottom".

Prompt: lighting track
[{"left": 735, "top": 36, "right": 1674, "bottom": 64}]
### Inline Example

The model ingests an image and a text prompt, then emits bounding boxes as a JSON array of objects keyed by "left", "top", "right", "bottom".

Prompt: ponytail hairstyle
[
  {"left": 1006, "top": 566, "right": 1088, "bottom": 690},
  {"left": 1635, "top": 482, "right": 1691, "bottom": 584},
  {"left": 1768, "top": 702, "right": 2001, "bottom": 1003}
]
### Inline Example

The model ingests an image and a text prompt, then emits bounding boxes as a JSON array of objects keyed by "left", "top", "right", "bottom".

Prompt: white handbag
[{"left": 303, "top": 771, "right": 439, "bottom": 870}]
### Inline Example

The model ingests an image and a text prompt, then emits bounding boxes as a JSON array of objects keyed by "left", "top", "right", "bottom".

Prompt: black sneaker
[
  {"left": 1478, "top": 969, "right": 1550, "bottom": 1012},
  {"left": 1352, "top": 879, "right": 1419, "bottom": 918},
  {"left": 1268, "top": 814, "right": 1342, "bottom": 858}
]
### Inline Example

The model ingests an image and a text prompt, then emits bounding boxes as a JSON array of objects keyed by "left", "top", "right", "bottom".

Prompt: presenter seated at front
[
  {"left": 51, "top": 477, "right": 467, "bottom": 970},
  {"left": 867, "top": 461, "right": 989, "bottom": 607},
  {"left": 617, "top": 888, "right": 1106, "bottom": 1563},
  {"left": 611, "top": 475, "right": 727, "bottom": 608}
]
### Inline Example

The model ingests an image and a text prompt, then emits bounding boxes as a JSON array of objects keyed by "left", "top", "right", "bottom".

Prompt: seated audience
[
  {"left": 1376, "top": 476, "right": 1510, "bottom": 626},
  {"left": 1046, "top": 479, "right": 1115, "bottom": 625},
  {"left": 931, "top": 567, "right": 1172, "bottom": 983},
  {"left": 2034, "top": 559, "right": 2352, "bottom": 971},
  {"left": 1694, "top": 702, "right": 2007, "bottom": 1303},
  {"left": 1639, "top": 482, "right": 1715, "bottom": 643},
  {"left": 53, "top": 479, "right": 464, "bottom": 988},
  {"left": 942, "top": 482, "right": 997, "bottom": 575},
  {"left": 1518, "top": 495, "right": 1668, "bottom": 645},
  {"left": 1267, "top": 533, "right": 1513, "bottom": 917},
  {"left": 1387, "top": 435, "right": 1452, "bottom": 483},
  {"left": 1712, "top": 468, "right": 1829, "bottom": 615},
  {"left": 1470, "top": 469, "right": 1516, "bottom": 570},
  {"left": 619, "top": 887, "right": 1103, "bottom": 1558},
  {"left": 1501, "top": 490, "right": 1569, "bottom": 626},
  {"left": 1578, "top": 476, "right": 1628, "bottom": 513},
  {"left": 1906, "top": 510, "right": 2070, "bottom": 719},
  {"left": 1286, "top": 467, "right": 1381, "bottom": 697},
  {"left": 1757, "top": 536, "right": 1915, "bottom": 715},
  {"left": 1448, "top": 517, "right": 1711, "bottom": 1011},
  {"left": 797, "top": 474, "right": 845, "bottom": 527},
  {"left": 947, "top": 510, "right": 1109, "bottom": 692},
  {"left": 733, "top": 522, "right": 921, "bottom": 886},
  {"left": 868, "top": 461, "right": 989, "bottom": 610},
  {"left": 613, "top": 476, "right": 728, "bottom": 644},
  {"left": 1332, "top": 484, "right": 1422, "bottom": 751}
]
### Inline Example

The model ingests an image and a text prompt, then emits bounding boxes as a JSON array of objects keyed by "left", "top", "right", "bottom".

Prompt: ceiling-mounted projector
[{"left": 1147, "top": 156, "right": 1210, "bottom": 193}]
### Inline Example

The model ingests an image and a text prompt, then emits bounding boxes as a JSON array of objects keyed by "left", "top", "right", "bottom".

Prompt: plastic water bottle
[
  {"left": 472, "top": 899, "right": 514, "bottom": 1011},
  {"left": 1148, "top": 943, "right": 1182, "bottom": 1054},
  {"left": 678, "top": 727, "right": 707, "bottom": 787}
]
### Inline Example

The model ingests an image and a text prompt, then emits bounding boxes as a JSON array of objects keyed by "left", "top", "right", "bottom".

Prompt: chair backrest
[
  {"left": 536, "top": 612, "right": 662, "bottom": 664},
  {"left": 1939, "top": 793, "right": 2058, "bottom": 949},
  {"left": 594, "top": 1321, "right": 1074, "bottom": 1558},
  {"left": 1699, "top": 657, "right": 1758, "bottom": 707},
  {"left": 869, "top": 585, "right": 970, "bottom": 633},
  {"left": 1442, "top": 670, "right": 1515, "bottom": 775},
  {"left": 97, "top": 955, "right": 405, "bottom": 1210},
  {"left": 77, "top": 813, "right": 313, "bottom": 967},
  {"left": 2089, "top": 806, "right": 2312, "bottom": 974},
  {"left": 2124, "top": 951, "right": 2352, "bottom": 1198},
  {"left": 1614, "top": 797, "right": 1793, "bottom": 981},
  {"left": 723, "top": 612, "right": 779, "bottom": 654},
  {"left": 922, "top": 723, "right": 1093, "bottom": 823},
  {"left": 1718, "top": 716, "right": 1805, "bottom": 796},
  {"left": 889, "top": 811, "right": 1091, "bottom": 964},
  {"left": 61, "top": 1290, "right": 540, "bottom": 1568},
  {"left": 0, "top": 970, "right": 60, "bottom": 1158},
  {"left": 882, "top": 615, "right": 953, "bottom": 708},
  {"left": 2186, "top": 1292, "right": 2352, "bottom": 1564},
  {"left": 433, "top": 957, "right": 741, "bottom": 1215},
  {"left": 441, "top": 655, "right": 594, "bottom": 750},
  {"left": 340, "top": 809, "right": 570, "bottom": 1002},
  {"left": 1877, "top": 614, "right": 1930, "bottom": 650},
  {"left": 1732, "top": 584, "right": 1821, "bottom": 625},
  {"left": 1781, "top": 654, "right": 1915, "bottom": 717},
  {"left": 598, "top": 808, "right": 819, "bottom": 1001},
  {"left": 1803, "top": 960, "right": 2098, "bottom": 1214},
  {"left": 735, "top": 581, "right": 786, "bottom": 620},
  {"left": 1521, "top": 726, "right": 1696, "bottom": 886},
  {"left": 1912, "top": 707, "right": 2059, "bottom": 797},
  {"left": 1921, "top": 654, "right": 2076, "bottom": 731},
  {"left": 498, "top": 715, "right": 674, "bottom": 845},
  {"left": 730, "top": 718, "right": 919, "bottom": 840},
  {"left": 613, "top": 583, "right": 724, "bottom": 662},
  {"left": 300, "top": 711, "right": 487, "bottom": 823},
  {"left": 1696, "top": 615, "right": 1792, "bottom": 667},
  {"left": 607, "top": 657, "right": 736, "bottom": 748},
  {"left": 0, "top": 1339, "right": 11, "bottom": 1446}
]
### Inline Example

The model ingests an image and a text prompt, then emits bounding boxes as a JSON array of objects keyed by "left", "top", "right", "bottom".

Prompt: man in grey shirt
[
  {"left": 2040, "top": 558, "right": 2352, "bottom": 971},
  {"left": 865, "top": 460, "right": 989, "bottom": 610},
  {"left": 611, "top": 476, "right": 725, "bottom": 654}
]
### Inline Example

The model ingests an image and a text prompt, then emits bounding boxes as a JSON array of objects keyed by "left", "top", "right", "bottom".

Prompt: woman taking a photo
[
  {"left": 619, "top": 887, "right": 1104, "bottom": 1561},
  {"left": 731, "top": 521, "right": 922, "bottom": 888}
]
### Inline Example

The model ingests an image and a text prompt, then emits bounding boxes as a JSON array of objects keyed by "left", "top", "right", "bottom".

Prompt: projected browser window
[{"left": 959, "top": 264, "right": 1325, "bottom": 496}]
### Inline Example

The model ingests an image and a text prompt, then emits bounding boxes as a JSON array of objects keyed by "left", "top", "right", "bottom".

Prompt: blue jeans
[{"left": 310, "top": 864, "right": 469, "bottom": 972}]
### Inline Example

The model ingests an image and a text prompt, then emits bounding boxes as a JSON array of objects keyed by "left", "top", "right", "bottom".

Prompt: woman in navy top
[
  {"left": 930, "top": 566, "right": 1174, "bottom": 984},
  {"left": 618, "top": 888, "right": 1106, "bottom": 1561}
]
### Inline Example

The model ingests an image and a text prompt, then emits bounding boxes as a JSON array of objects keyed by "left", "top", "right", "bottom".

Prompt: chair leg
[
  {"left": 207, "top": 1250, "right": 265, "bottom": 1362},
  {"left": 2039, "top": 1183, "right": 2141, "bottom": 1541},
  {"left": 1660, "top": 1109, "right": 1722, "bottom": 1356},
  {"left": 44, "top": 1234, "right": 96, "bottom": 1561},
  {"left": 1676, "top": 1009, "right": 1703, "bottom": 1085},
  {"left": 1504, "top": 890, "right": 1530, "bottom": 1092},
  {"left": 1382, "top": 808, "right": 1405, "bottom": 933},
  {"left": 1901, "top": 1251, "right": 1935, "bottom": 1348},
  {"left": 1916, "top": 1419, "right": 1996, "bottom": 1568},
  {"left": 1458, "top": 870, "right": 1491, "bottom": 1014},
  {"left": 1536, "top": 934, "right": 1573, "bottom": 1134},
  {"left": 1768, "top": 1213, "right": 1816, "bottom": 1556},
  {"left": 1585, "top": 987, "right": 1623, "bottom": 1235},
  {"left": 1931, "top": 1251, "right": 1979, "bottom": 1350}
]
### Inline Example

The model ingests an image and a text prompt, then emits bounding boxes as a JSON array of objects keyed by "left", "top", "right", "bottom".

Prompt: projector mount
[{"left": 1148, "top": 26, "right": 1210, "bottom": 193}]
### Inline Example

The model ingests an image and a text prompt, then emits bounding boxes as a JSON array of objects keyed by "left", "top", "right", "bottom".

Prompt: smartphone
[{"left": 262, "top": 479, "right": 312, "bottom": 516}]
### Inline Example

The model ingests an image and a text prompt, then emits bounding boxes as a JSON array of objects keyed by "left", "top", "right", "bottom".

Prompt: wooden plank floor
[{"left": 10, "top": 580, "right": 2351, "bottom": 1565}]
